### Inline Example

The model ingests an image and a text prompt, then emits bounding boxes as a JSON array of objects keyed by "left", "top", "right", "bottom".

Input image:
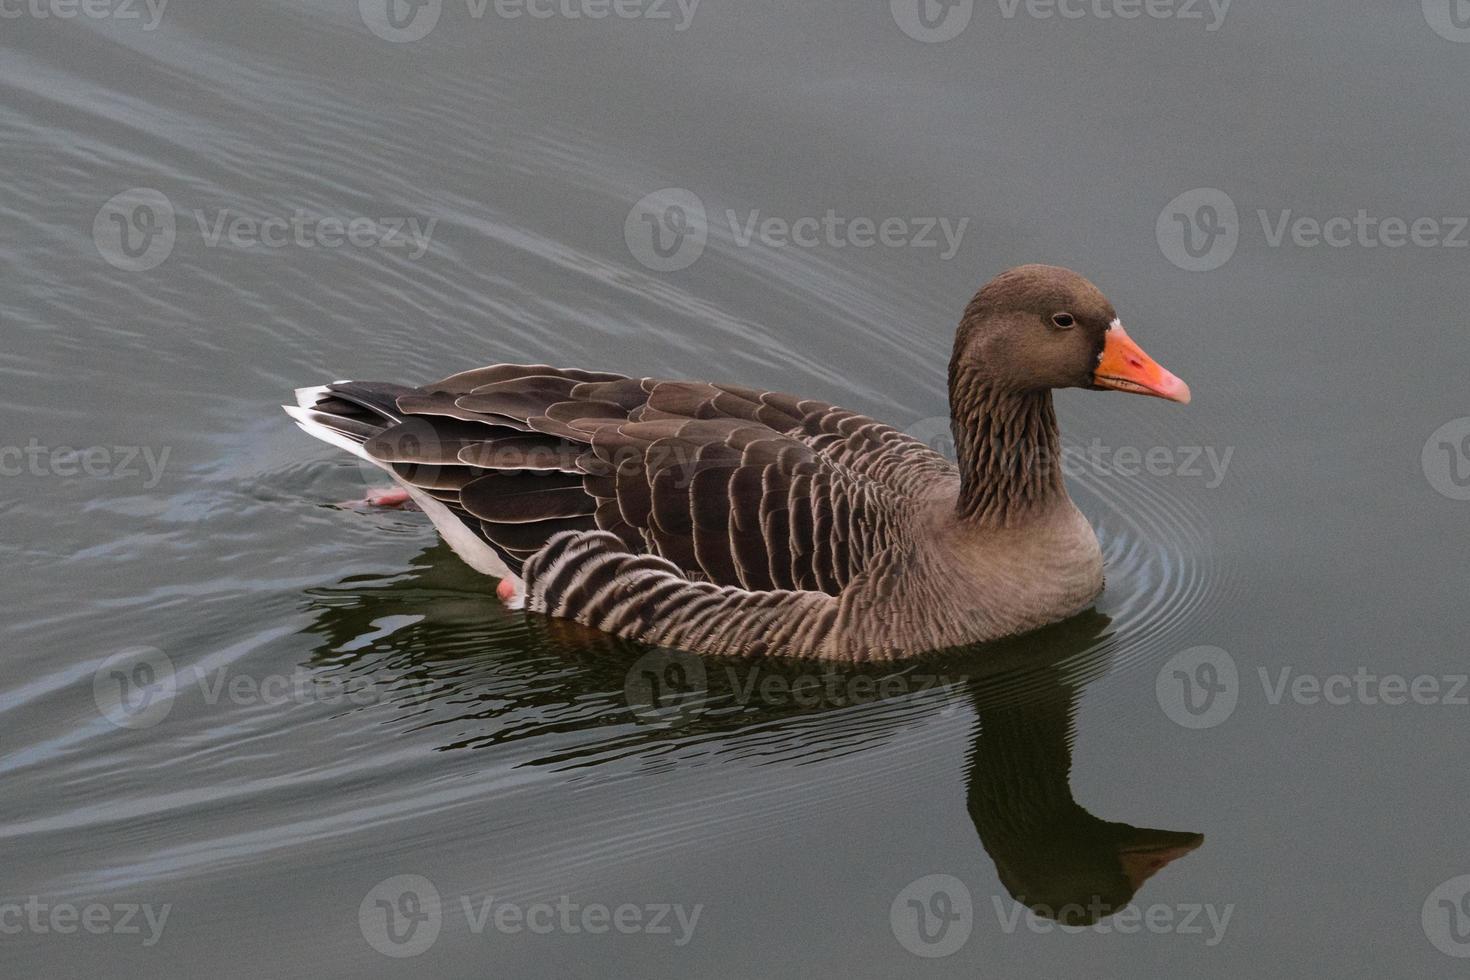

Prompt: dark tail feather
[
  {"left": 324, "top": 381, "right": 415, "bottom": 424},
  {"left": 284, "top": 381, "right": 412, "bottom": 450}
]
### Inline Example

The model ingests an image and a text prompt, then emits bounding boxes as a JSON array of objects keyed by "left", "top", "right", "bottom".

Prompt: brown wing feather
[{"left": 366, "top": 362, "right": 948, "bottom": 586}]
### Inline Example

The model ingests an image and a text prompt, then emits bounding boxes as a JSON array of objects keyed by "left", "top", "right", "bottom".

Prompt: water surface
[{"left": 3, "top": 2, "right": 1468, "bottom": 976}]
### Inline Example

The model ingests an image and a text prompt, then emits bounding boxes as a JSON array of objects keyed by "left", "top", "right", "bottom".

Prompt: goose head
[{"left": 951, "top": 264, "right": 1191, "bottom": 404}]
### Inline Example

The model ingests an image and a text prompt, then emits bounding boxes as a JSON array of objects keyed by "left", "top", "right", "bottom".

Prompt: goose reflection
[
  {"left": 960, "top": 613, "right": 1203, "bottom": 925},
  {"left": 300, "top": 542, "right": 1202, "bottom": 923}
]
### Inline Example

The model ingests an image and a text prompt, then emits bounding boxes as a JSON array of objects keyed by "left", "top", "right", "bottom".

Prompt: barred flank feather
[{"left": 523, "top": 532, "right": 842, "bottom": 659}]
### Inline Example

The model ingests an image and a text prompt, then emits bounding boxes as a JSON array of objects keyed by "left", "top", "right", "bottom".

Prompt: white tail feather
[{"left": 284, "top": 394, "right": 517, "bottom": 584}]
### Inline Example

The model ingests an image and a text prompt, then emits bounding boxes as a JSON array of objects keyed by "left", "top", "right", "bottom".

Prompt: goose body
[{"left": 285, "top": 265, "right": 1190, "bottom": 661}]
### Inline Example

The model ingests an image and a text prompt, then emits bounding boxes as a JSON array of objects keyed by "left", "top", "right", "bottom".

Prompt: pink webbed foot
[
  {"left": 497, "top": 577, "right": 525, "bottom": 610},
  {"left": 340, "top": 487, "right": 417, "bottom": 511}
]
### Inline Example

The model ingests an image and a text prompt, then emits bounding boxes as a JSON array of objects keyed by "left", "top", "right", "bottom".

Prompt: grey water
[{"left": 2, "top": 1, "right": 1469, "bottom": 976}]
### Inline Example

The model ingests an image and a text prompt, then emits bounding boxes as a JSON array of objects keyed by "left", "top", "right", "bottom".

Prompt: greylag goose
[{"left": 284, "top": 264, "right": 1190, "bottom": 661}]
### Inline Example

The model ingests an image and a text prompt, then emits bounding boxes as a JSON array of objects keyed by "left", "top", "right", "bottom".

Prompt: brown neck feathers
[{"left": 949, "top": 367, "right": 1065, "bottom": 526}]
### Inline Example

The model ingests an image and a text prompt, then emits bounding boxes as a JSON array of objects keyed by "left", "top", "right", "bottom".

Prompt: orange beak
[{"left": 1093, "top": 324, "right": 1192, "bottom": 404}]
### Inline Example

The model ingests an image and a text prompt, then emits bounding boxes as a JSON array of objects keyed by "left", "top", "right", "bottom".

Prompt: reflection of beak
[
  {"left": 1093, "top": 324, "right": 1192, "bottom": 404},
  {"left": 1118, "top": 832, "right": 1205, "bottom": 892}
]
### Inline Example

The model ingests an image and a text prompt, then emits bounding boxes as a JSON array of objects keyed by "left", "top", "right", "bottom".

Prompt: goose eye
[{"left": 1051, "top": 313, "right": 1076, "bottom": 329}]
